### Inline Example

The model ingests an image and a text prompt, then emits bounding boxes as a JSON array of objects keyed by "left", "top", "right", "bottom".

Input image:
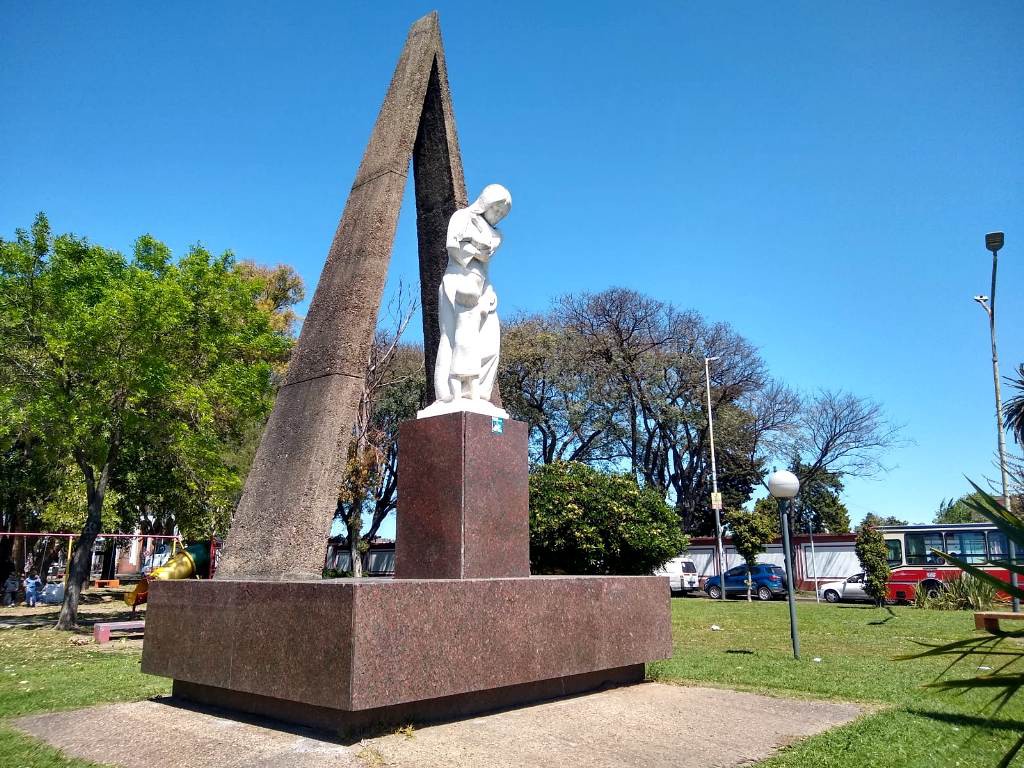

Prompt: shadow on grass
[
  {"left": 0, "top": 606, "right": 140, "bottom": 632},
  {"left": 867, "top": 607, "right": 899, "bottom": 626},
  {"left": 0, "top": 613, "right": 62, "bottom": 630},
  {"left": 906, "top": 707, "right": 1024, "bottom": 733}
]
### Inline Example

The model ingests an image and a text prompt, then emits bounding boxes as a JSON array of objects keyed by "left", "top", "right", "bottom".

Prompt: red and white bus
[{"left": 880, "top": 522, "right": 1014, "bottom": 602}]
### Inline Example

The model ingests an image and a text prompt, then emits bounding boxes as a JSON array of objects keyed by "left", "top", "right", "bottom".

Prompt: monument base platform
[
  {"left": 171, "top": 665, "right": 644, "bottom": 734},
  {"left": 142, "top": 575, "right": 670, "bottom": 734}
]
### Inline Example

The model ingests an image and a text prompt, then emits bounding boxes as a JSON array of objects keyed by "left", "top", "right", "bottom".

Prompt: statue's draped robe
[{"left": 435, "top": 208, "right": 502, "bottom": 401}]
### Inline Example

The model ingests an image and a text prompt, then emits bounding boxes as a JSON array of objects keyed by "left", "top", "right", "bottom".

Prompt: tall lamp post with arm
[
  {"left": 704, "top": 356, "right": 727, "bottom": 601},
  {"left": 973, "top": 231, "right": 1019, "bottom": 613}
]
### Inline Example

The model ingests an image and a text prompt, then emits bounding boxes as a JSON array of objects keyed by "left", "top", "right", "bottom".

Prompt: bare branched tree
[
  {"left": 502, "top": 288, "right": 902, "bottom": 535},
  {"left": 336, "top": 286, "right": 421, "bottom": 576},
  {"left": 784, "top": 390, "right": 903, "bottom": 488},
  {"left": 505, "top": 288, "right": 796, "bottom": 533}
]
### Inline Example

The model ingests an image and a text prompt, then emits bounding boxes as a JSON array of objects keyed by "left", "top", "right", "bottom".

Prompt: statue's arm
[{"left": 453, "top": 217, "right": 494, "bottom": 255}]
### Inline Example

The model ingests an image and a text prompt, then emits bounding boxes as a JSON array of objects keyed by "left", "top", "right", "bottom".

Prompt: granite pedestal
[
  {"left": 142, "top": 576, "right": 669, "bottom": 733},
  {"left": 395, "top": 411, "right": 529, "bottom": 579},
  {"left": 143, "top": 417, "right": 671, "bottom": 734}
]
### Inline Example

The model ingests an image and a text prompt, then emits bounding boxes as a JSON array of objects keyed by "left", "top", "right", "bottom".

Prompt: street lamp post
[
  {"left": 974, "top": 231, "right": 1019, "bottom": 613},
  {"left": 768, "top": 470, "right": 801, "bottom": 660},
  {"left": 704, "top": 356, "right": 726, "bottom": 601}
]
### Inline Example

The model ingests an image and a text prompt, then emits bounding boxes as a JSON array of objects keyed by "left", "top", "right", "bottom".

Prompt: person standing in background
[{"left": 23, "top": 570, "right": 42, "bottom": 608}]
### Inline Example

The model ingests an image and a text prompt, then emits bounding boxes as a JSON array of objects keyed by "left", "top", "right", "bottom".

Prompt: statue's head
[{"left": 471, "top": 184, "right": 512, "bottom": 226}]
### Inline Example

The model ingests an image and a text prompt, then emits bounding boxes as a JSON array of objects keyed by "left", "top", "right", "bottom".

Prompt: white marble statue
[{"left": 418, "top": 184, "right": 511, "bottom": 420}]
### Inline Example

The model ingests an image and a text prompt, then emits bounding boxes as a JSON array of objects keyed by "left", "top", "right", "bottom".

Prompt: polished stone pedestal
[
  {"left": 141, "top": 575, "right": 670, "bottom": 734},
  {"left": 395, "top": 411, "right": 529, "bottom": 579}
]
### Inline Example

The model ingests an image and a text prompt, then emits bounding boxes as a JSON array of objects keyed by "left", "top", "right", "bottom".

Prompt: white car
[
  {"left": 818, "top": 572, "right": 871, "bottom": 603},
  {"left": 656, "top": 558, "right": 700, "bottom": 595}
]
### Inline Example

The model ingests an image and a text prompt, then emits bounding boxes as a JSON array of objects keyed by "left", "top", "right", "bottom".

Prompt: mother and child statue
[{"left": 418, "top": 183, "right": 512, "bottom": 420}]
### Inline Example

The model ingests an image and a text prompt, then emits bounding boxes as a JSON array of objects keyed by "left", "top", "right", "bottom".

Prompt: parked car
[
  {"left": 655, "top": 558, "right": 700, "bottom": 595},
  {"left": 704, "top": 563, "right": 788, "bottom": 601},
  {"left": 817, "top": 572, "right": 872, "bottom": 603}
]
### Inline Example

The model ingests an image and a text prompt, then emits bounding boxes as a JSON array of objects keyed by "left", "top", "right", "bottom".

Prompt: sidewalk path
[{"left": 15, "top": 682, "right": 863, "bottom": 768}]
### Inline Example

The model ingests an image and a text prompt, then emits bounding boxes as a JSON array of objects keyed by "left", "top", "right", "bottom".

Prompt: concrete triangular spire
[{"left": 217, "top": 12, "right": 469, "bottom": 580}]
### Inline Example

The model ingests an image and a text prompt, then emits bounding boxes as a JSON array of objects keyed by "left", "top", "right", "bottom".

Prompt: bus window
[
  {"left": 885, "top": 539, "right": 903, "bottom": 567},
  {"left": 988, "top": 531, "right": 1009, "bottom": 564},
  {"left": 906, "top": 532, "right": 945, "bottom": 565},
  {"left": 944, "top": 531, "right": 987, "bottom": 564}
]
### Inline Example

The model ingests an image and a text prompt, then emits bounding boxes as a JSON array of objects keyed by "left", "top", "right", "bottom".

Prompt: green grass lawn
[
  {"left": 650, "top": 598, "right": 1024, "bottom": 768},
  {"left": 0, "top": 598, "right": 1022, "bottom": 767},
  {"left": 0, "top": 625, "right": 169, "bottom": 768}
]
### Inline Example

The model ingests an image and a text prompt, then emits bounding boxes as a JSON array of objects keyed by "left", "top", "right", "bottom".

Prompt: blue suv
[{"left": 704, "top": 564, "right": 788, "bottom": 601}]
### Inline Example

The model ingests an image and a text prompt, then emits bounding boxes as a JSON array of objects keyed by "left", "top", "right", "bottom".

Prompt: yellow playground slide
[{"left": 124, "top": 543, "right": 211, "bottom": 608}]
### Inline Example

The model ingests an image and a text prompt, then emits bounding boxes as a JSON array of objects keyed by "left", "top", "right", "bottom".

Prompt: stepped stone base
[{"left": 141, "top": 575, "right": 670, "bottom": 733}]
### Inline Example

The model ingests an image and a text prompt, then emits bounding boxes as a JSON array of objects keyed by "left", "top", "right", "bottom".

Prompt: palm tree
[{"left": 1005, "top": 363, "right": 1024, "bottom": 447}]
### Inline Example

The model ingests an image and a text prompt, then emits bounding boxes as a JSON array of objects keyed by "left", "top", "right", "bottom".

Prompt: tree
[
  {"left": 499, "top": 287, "right": 898, "bottom": 538},
  {"left": 554, "top": 288, "right": 791, "bottom": 533},
  {"left": 335, "top": 291, "right": 420, "bottom": 577},
  {"left": 727, "top": 506, "right": 778, "bottom": 601},
  {"left": 748, "top": 391, "right": 903, "bottom": 518},
  {"left": 528, "top": 461, "right": 688, "bottom": 575},
  {"left": 934, "top": 493, "right": 988, "bottom": 524},
  {"left": 860, "top": 512, "right": 907, "bottom": 528},
  {"left": 854, "top": 525, "right": 892, "bottom": 606},
  {"left": 234, "top": 261, "right": 305, "bottom": 364},
  {"left": 1004, "top": 363, "right": 1024, "bottom": 447},
  {"left": 789, "top": 464, "right": 851, "bottom": 534},
  {"left": 0, "top": 214, "right": 292, "bottom": 628},
  {"left": 499, "top": 313, "right": 620, "bottom": 466}
]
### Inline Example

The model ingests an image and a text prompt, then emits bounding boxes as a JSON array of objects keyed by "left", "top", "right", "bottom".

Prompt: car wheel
[
  {"left": 707, "top": 585, "right": 723, "bottom": 600},
  {"left": 824, "top": 589, "right": 841, "bottom": 603},
  {"left": 756, "top": 585, "right": 773, "bottom": 601}
]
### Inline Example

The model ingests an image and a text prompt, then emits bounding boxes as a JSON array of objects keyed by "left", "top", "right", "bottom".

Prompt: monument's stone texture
[
  {"left": 142, "top": 575, "right": 669, "bottom": 732},
  {"left": 217, "top": 12, "right": 466, "bottom": 580},
  {"left": 395, "top": 412, "right": 529, "bottom": 579}
]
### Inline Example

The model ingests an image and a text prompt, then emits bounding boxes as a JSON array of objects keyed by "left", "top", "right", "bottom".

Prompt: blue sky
[{"left": 2, "top": 1, "right": 1022, "bottom": 533}]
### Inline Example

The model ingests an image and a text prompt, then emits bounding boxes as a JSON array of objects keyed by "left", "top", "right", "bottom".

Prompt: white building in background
[{"left": 687, "top": 533, "right": 861, "bottom": 591}]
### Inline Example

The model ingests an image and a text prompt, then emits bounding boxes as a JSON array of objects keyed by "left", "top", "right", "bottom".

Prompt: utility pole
[
  {"left": 973, "top": 231, "right": 1018, "bottom": 612},
  {"left": 705, "top": 356, "right": 726, "bottom": 601}
]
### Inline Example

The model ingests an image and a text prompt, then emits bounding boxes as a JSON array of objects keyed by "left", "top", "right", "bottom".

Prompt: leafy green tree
[
  {"left": 854, "top": 524, "right": 892, "bottom": 606},
  {"left": 789, "top": 465, "right": 851, "bottom": 534},
  {"left": 0, "top": 214, "right": 292, "bottom": 628},
  {"left": 727, "top": 506, "right": 778, "bottom": 601},
  {"left": 934, "top": 493, "right": 988, "bottom": 524},
  {"left": 529, "top": 461, "right": 688, "bottom": 575},
  {"left": 860, "top": 512, "right": 907, "bottom": 528},
  {"left": 500, "top": 313, "right": 621, "bottom": 467}
]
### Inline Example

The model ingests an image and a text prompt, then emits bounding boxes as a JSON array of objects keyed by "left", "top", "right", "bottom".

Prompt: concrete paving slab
[{"left": 14, "top": 682, "right": 864, "bottom": 768}]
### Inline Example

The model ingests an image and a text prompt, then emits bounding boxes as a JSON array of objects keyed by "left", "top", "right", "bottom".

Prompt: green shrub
[
  {"left": 529, "top": 461, "right": 688, "bottom": 575},
  {"left": 913, "top": 573, "right": 996, "bottom": 611},
  {"left": 321, "top": 568, "right": 353, "bottom": 579},
  {"left": 855, "top": 524, "right": 892, "bottom": 606}
]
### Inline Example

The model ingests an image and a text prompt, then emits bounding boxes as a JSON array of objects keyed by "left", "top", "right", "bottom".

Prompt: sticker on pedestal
[{"left": 491, "top": 417, "right": 504, "bottom": 434}]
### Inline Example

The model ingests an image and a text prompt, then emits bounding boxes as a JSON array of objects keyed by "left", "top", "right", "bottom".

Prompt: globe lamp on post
[{"left": 767, "top": 470, "right": 801, "bottom": 660}]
